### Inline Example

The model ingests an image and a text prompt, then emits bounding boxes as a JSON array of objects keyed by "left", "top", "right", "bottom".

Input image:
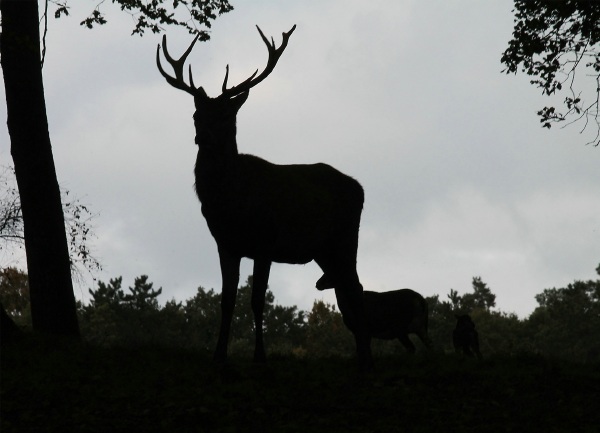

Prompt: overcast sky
[{"left": 1, "top": 1, "right": 599, "bottom": 318}]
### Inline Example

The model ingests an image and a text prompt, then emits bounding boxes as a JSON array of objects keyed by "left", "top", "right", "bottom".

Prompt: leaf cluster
[
  {"left": 502, "top": 0, "right": 600, "bottom": 145},
  {"left": 51, "top": 0, "right": 233, "bottom": 37}
]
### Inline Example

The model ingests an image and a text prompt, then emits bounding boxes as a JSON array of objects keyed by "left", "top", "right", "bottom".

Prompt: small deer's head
[
  {"left": 157, "top": 25, "right": 296, "bottom": 151},
  {"left": 454, "top": 314, "right": 476, "bottom": 333}
]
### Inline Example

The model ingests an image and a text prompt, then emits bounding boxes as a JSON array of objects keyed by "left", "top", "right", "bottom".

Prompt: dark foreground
[{"left": 2, "top": 337, "right": 599, "bottom": 433}]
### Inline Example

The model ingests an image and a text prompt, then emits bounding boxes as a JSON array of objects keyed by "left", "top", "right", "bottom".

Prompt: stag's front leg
[
  {"left": 251, "top": 259, "right": 271, "bottom": 363},
  {"left": 214, "top": 248, "right": 241, "bottom": 364},
  {"left": 334, "top": 282, "right": 374, "bottom": 372}
]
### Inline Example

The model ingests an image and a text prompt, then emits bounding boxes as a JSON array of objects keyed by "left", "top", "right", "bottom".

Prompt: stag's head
[{"left": 156, "top": 25, "right": 296, "bottom": 150}]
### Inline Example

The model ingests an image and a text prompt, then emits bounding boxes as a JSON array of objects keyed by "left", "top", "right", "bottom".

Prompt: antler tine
[
  {"left": 222, "top": 65, "right": 229, "bottom": 93},
  {"left": 156, "top": 33, "right": 201, "bottom": 95},
  {"left": 189, "top": 65, "right": 197, "bottom": 91},
  {"left": 219, "top": 24, "right": 297, "bottom": 99},
  {"left": 222, "top": 64, "right": 259, "bottom": 94}
]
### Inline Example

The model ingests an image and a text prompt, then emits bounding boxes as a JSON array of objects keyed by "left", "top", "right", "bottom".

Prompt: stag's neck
[
  {"left": 194, "top": 136, "right": 242, "bottom": 198},
  {"left": 196, "top": 132, "right": 239, "bottom": 163}
]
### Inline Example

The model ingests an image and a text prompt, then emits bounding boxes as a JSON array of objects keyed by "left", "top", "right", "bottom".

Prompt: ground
[{"left": 2, "top": 337, "right": 599, "bottom": 432}]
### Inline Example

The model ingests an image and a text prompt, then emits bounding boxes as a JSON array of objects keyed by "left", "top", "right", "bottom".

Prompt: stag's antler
[
  {"left": 156, "top": 33, "right": 206, "bottom": 97},
  {"left": 219, "top": 24, "right": 296, "bottom": 99},
  {"left": 156, "top": 25, "right": 296, "bottom": 98}
]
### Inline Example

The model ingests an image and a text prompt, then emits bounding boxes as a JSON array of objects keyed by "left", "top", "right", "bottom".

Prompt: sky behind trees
[{"left": 1, "top": 1, "right": 598, "bottom": 317}]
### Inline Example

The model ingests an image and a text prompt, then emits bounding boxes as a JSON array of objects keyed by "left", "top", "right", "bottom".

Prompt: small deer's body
[
  {"left": 158, "top": 26, "right": 372, "bottom": 370},
  {"left": 363, "top": 289, "right": 432, "bottom": 353}
]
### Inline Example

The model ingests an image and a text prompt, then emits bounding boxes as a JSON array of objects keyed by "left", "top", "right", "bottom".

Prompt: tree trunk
[{"left": 1, "top": 0, "right": 80, "bottom": 337}]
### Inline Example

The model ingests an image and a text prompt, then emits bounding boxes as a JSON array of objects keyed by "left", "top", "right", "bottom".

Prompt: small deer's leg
[
  {"left": 399, "top": 334, "right": 416, "bottom": 354},
  {"left": 213, "top": 248, "right": 241, "bottom": 363},
  {"left": 418, "top": 331, "right": 433, "bottom": 350},
  {"left": 471, "top": 332, "right": 483, "bottom": 360},
  {"left": 252, "top": 259, "right": 271, "bottom": 363}
]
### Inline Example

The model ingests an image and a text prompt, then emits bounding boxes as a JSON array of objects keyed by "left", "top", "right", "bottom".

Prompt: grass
[{"left": 2, "top": 336, "right": 599, "bottom": 432}]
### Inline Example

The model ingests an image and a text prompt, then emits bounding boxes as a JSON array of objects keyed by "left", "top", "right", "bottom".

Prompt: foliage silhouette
[
  {"left": 0, "top": 268, "right": 30, "bottom": 324},
  {"left": 502, "top": 0, "right": 600, "bottom": 145},
  {"left": 3, "top": 265, "right": 599, "bottom": 363},
  {"left": 77, "top": 275, "right": 308, "bottom": 355},
  {"left": 72, "top": 0, "right": 233, "bottom": 36},
  {"left": 527, "top": 264, "right": 600, "bottom": 361},
  {"left": 0, "top": 165, "right": 101, "bottom": 281}
]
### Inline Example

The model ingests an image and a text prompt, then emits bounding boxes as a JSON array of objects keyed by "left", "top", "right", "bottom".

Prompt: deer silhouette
[{"left": 156, "top": 25, "right": 372, "bottom": 370}]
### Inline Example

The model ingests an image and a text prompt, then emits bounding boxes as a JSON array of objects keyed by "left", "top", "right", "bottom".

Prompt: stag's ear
[
  {"left": 230, "top": 91, "right": 249, "bottom": 113},
  {"left": 193, "top": 87, "right": 210, "bottom": 106}
]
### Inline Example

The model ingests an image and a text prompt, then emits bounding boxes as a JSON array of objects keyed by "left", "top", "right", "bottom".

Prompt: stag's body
[
  {"left": 196, "top": 155, "right": 363, "bottom": 264},
  {"left": 158, "top": 26, "right": 372, "bottom": 369}
]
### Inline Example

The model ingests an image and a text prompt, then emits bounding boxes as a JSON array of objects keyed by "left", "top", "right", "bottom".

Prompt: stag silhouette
[{"left": 156, "top": 25, "right": 372, "bottom": 370}]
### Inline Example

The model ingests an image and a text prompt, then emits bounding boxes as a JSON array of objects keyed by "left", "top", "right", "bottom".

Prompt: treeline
[{"left": 1, "top": 265, "right": 599, "bottom": 362}]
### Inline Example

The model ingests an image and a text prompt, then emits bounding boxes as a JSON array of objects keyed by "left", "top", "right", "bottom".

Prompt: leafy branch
[
  {"left": 0, "top": 166, "right": 102, "bottom": 281},
  {"left": 54, "top": 0, "right": 234, "bottom": 37},
  {"left": 502, "top": 0, "right": 600, "bottom": 146}
]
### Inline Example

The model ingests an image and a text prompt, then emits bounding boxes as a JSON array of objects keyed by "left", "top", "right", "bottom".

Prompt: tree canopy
[
  {"left": 3, "top": 267, "right": 599, "bottom": 362},
  {"left": 502, "top": 0, "right": 600, "bottom": 146}
]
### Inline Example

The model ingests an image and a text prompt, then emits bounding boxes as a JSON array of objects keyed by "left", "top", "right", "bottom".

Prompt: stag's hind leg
[{"left": 214, "top": 248, "right": 241, "bottom": 364}]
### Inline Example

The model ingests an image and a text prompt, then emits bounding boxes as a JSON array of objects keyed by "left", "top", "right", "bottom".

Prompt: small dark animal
[
  {"left": 363, "top": 289, "right": 432, "bottom": 353},
  {"left": 453, "top": 314, "right": 482, "bottom": 359},
  {"left": 156, "top": 26, "right": 372, "bottom": 370}
]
